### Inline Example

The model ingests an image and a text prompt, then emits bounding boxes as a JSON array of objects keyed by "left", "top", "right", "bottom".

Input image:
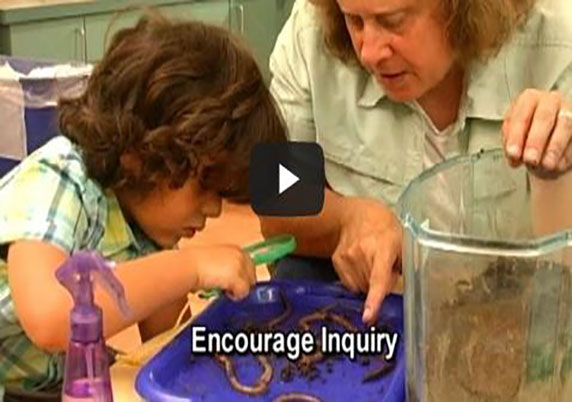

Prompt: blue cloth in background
[{"left": 0, "top": 56, "right": 90, "bottom": 177}]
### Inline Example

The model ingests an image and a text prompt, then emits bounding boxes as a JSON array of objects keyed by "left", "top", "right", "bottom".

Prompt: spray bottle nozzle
[{"left": 56, "top": 251, "right": 132, "bottom": 342}]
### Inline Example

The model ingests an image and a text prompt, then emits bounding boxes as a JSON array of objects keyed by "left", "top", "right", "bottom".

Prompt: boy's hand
[{"left": 184, "top": 245, "right": 256, "bottom": 300}]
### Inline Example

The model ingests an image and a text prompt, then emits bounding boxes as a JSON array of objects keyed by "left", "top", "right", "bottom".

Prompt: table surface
[{"left": 111, "top": 363, "right": 141, "bottom": 401}]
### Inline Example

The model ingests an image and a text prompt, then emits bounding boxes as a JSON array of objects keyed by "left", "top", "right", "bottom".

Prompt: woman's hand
[
  {"left": 503, "top": 89, "right": 572, "bottom": 176},
  {"left": 183, "top": 245, "right": 256, "bottom": 301},
  {"left": 332, "top": 197, "right": 402, "bottom": 325}
]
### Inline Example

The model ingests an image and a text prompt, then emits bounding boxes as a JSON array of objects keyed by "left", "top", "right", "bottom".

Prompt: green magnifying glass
[{"left": 198, "top": 235, "right": 296, "bottom": 300}]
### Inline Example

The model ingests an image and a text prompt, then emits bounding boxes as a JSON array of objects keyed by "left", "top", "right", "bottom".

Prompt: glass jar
[{"left": 399, "top": 149, "right": 572, "bottom": 402}]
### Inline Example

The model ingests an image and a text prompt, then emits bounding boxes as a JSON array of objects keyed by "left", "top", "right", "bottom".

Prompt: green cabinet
[
  {"left": 229, "top": 0, "right": 295, "bottom": 79},
  {"left": 84, "top": 1, "right": 230, "bottom": 63},
  {"left": 0, "top": 15, "right": 86, "bottom": 61},
  {"left": 230, "top": 0, "right": 274, "bottom": 80},
  {"left": 162, "top": 1, "right": 230, "bottom": 23},
  {"left": 0, "top": 0, "right": 232, "bottom": 63},
  {"left": 84, "top": 10, "right": 140, "bottom": 63},
  {"left": 278, "top": 0, "right": 296, "bottom": 25},
  {"left": 0, "top": 0, "right": 295, "bottom": 79}
]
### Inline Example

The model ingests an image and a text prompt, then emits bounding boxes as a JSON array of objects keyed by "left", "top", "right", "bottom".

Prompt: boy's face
[{"left": 118, "top": 177, "right": 222, "bottom": 248}]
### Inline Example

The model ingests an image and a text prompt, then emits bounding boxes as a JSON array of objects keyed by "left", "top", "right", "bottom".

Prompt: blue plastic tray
[{"left": 136, "top": 280, "right": 405, "bottom": 402}]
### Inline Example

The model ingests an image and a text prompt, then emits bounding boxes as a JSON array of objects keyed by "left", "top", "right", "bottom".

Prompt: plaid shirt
[{"left": 0, "top": 136, "right": 159, "bottom": 396}]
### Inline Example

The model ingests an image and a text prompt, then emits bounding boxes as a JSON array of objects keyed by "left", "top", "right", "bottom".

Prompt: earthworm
[
  {"left": 325, "top": 311, "right": 358, "bottom": 332},
  {"left": 297, "top": 305, "right": 334, "bottom": 368},
  {"left": 216, "top": 301, "right": 376, "bottom": 395},
  {"left": 361, "top": 324, "right": 397, "bottom": 383},
  {"left": 361, "top": 356, "right": 395, "bottom": 383},
  {"left": 215, "top": 353, "right": 273, "bottom": 396},
  {"left": 216, "top": 292, "right": 290, "bottom": 395},
  {"left": 298, "top": 304, "right": 336, "bottom": 331},
  {"left": 272, "top": 392, "right": 323, "bottom": 402},
  {"left": 297, "top": 304, "right": 358, "bottom": 369},
  {"left": 267, "top": 291, "right": 293, "bottom": 329},
  {"left": 299, "top": 304, "right": 357, "bottom": 332}
]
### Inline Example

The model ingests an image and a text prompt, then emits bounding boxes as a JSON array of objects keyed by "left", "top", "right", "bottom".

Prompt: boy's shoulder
[
  {"left": 0, "top": 135, "right": 107, "bottom": 213},
  {"left": 3, "top": 136, "right": 93, "bottom": 192},
  {"left": 27, "top": 135, "right": 85, "bottom": 174},
  {"left": 0, "top": 136, "right": 111, "bottom": 253}
]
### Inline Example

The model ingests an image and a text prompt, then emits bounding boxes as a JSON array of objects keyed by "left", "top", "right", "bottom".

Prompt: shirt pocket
[
  {"left": 469, "top": 150, "right": 531, "bottom": 238},
  {"left": 318, "top": 130, "right": 407, "bottom": 207}
]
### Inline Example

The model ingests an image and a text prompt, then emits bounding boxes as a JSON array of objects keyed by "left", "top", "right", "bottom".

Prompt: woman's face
[{"left": 337, "top": 0, "right": 456, "bottom": 102}]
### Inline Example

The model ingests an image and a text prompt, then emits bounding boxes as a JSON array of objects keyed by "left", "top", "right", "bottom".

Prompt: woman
[{"left": 262, "top": 0, "right": 572, "bottom": 324}]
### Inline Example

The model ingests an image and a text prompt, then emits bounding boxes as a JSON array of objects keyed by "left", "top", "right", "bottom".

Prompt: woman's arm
[
  {"left": 529, "top": 170, "right": 572, "bottom": 236},
  {"left": 260, "top": 188, "right": 344, "bottom": 256},
  {"left": 260, "top": 188, "right": 402, "bottom": 325}
]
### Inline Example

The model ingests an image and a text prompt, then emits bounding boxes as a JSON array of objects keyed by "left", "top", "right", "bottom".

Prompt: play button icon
[
  {"left": 249, "top": 142, "right": 325, "bottom": 216},
  {"left": 279, "top": 164, "right": 299, "bottom": 194}
]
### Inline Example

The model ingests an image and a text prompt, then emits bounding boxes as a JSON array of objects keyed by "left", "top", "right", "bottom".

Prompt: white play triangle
[{"left": 278, "top": 163, "right": 299, "bottom": 194}]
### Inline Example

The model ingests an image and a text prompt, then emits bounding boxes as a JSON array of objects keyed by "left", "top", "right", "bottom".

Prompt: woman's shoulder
[
  {"left": 516, "top": 0, "right": 572, "bottom": 46},
  {"left": 493, "top": 0, "right": 572, "bottom": 94},
  {"left": 288, "top": 0, "right": 322, "bottom": 31},
  {"left": 274, "top": 0, "right": 364, "bottom": 81},
  {"left": 277, "top": 0, "right": 342, "bottom": 58}
]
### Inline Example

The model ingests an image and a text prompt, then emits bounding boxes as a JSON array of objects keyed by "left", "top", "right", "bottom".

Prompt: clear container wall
[{"left": 399, "top": 150, "right": 572, "bottom": 402}]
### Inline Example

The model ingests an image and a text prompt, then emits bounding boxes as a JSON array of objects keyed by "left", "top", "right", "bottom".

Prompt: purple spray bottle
[{"left": 56, "top": 251, "right": 132, "bottom": 402}]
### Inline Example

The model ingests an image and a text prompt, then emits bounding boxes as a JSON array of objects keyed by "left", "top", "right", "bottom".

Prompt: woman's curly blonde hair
[
  {"left": 309, "top": 0, "right": 536, "bottom": 67},
  {"left": 59, "top": 12, "right": 286, "bottom": 201}
]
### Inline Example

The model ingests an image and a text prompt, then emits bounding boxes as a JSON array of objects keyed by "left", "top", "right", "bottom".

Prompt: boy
[{"left": 0, "top": 13, "right": 286, "bottom": 400}]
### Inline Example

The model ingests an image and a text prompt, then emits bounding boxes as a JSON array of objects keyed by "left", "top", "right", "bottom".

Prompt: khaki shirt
[{"left": 270, "top": 0, "right": 572, "bottom": 209}]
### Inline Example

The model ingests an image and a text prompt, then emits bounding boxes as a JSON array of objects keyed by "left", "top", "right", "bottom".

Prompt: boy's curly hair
[
  {"left": 309, "top": 0, "right": 536, "bottom": 67},
  {"left": 59, "top": 13, "right": 286, "bottom": 201}
]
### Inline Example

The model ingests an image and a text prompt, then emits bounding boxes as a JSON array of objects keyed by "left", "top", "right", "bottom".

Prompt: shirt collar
[
  {"left": 465, "top": 24, "right": 572, "bottom": 122},
  {"left": 357, "top": 72, "right": 387, "bottom": 108},
  {"left": 464, "top": 57, "right": 512, "bottom": 121},
  {"left": 356, "top": 61, "right": 511, "bottom": 119}
]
